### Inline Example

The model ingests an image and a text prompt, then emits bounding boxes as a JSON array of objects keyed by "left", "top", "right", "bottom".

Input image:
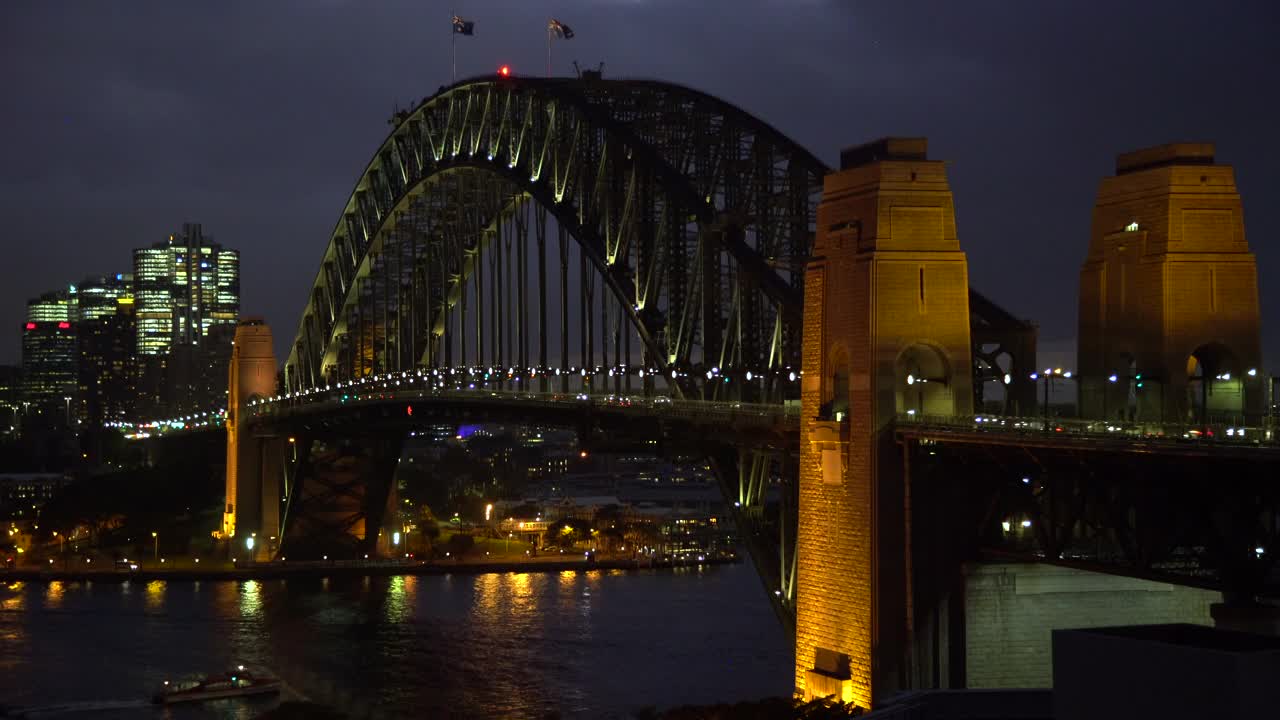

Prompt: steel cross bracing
[{"left": 283, "top": 77, "right": 828, "bottom": 406}]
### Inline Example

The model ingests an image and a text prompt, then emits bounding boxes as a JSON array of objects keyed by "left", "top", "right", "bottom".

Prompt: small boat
[{"left": 152, "top": 665, "right": 280, "bottom": 704}]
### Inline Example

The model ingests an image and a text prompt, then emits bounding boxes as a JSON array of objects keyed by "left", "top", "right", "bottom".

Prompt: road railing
[
  {"left": 245, "top": 384, "right": 801, "bottom": 431},
  {"left": 895, "top": 412, "right": 1278, "bottom": 447}
]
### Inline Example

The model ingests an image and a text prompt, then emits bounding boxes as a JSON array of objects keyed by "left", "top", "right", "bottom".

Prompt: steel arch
[{"left": 283, "top": 75, "right": 828, "bottom": 399}]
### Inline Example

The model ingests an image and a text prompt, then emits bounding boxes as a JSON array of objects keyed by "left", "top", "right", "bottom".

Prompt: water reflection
[
  {"left": 145, "top": 580, "right": 166, "bottom": 612},
  {"left": 2, "top": 581, "right": 25, "bottom": 612},
  {"left": 239, "top": 580, "right": 262, "bottom": 619},
  {"left": 44, "top": 581, "right": 65, "bottom": 610},
  {"left": 472, "top": 570, "right": 503, "bottom": 619},
  {"left": 0, "top": 564, "right": 791, "bottom": 718},
  {"left": 383, "top": 575, "right": 416, "bottom": 623}
]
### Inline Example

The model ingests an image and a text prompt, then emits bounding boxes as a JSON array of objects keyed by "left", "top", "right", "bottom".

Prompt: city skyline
[{"left": 2, "top": 1, "right": 1278, "bottom": 370}]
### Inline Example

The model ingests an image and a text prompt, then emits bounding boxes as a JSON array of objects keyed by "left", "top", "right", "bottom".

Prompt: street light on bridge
[{"left": 1031, "top": 367, "right": 1075, "bottom": 427}]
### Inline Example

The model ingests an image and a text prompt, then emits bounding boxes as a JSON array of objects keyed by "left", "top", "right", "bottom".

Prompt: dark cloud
[{"left": 1, "top": 0, "right": 1277, "bottom": 367}]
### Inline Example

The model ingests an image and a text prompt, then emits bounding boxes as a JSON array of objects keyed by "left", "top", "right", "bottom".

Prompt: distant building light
[{"left": 1125, "top": 221, "right": 1140, "bottom": 232}]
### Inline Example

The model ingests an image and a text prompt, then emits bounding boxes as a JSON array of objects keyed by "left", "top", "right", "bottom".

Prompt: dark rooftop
[
  {"left": 1115, "top": 142, "right": 1215, "bottom": 175},
  {"left": 840, "top": 137, "right": 929, "bottom": 170},
  {"left": 1076, "top": 623, "right": 1280, "bottom": 653}
]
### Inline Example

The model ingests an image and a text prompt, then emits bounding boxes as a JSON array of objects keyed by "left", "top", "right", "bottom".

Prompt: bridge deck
[{"left": 895, "top": 413, "right": 1279, "bottom": 458}]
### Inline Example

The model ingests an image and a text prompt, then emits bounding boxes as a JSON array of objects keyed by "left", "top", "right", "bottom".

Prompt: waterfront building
[{"left": 0, "top": 472, "right": 69, "bottom": 520}]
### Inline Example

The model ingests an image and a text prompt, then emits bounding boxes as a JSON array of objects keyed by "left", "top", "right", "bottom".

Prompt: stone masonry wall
[{"left": 964, "top": 562, "right": 1221, "bottom": 688}]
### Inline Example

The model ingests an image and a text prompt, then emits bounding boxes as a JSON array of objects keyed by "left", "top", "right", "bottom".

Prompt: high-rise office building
[
  {"left": 76, "top": 273, "right": 132, "bottom": 321},
  {"left": 133, "top": 223, "right": 239, "bottom": 356},
  {"left": 21, "top": 289, "right": 78, "bottom": 426},
  {"left": 132, "top": 224, "right": 240, "bottom": 417},
  {"left": 78, "top": 296, "right": 136, "bottom": 427}
]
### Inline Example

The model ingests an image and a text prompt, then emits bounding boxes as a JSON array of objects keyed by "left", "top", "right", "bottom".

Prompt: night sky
[{"left": 2, "top": 1, "right": 1277, "bottom": 369}]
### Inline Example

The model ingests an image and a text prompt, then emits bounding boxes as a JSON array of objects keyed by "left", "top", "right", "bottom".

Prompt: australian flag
[
  {"left": 452, "top": 15, "right": 475, "bottom": 36},
  {"left": 548, "top": 18, "right": 574, "bottom": 39}
]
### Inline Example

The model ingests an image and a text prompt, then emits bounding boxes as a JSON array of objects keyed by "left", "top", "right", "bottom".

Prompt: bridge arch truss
[{"left": 284, "top": 76, "right": 828, "bottom": 401}]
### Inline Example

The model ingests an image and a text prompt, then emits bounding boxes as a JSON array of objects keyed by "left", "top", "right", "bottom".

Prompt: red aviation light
[
  {"left": 498, "top": 65, "right": 511, "bottom": 77},
  {"left": 57, "top": 322, "right": 71, "bottom": 329},
  {"left": 24, "top": 322, "right": 35, "bottom": 330}
]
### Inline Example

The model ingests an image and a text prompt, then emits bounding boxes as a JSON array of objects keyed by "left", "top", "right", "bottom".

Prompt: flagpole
[
  {"left": 451, "top": 9, "right": 457, "bottom": 82},
  {"left": 547, "top": 26, "right": 552, "bottom": 77}
]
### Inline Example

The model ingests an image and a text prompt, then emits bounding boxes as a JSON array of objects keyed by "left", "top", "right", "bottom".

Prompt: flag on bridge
[
  {"left": 451, "top": 15, "right": 475, "bottom": 82},
  {"left": 548, "top": 18, "right": 574, "bottom": 39},
  {"left": 452, "top": 15, "right": 475, "bottom": 36}
]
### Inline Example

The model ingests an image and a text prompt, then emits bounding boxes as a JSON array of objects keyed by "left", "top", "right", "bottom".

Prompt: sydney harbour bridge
[{"left": 129, "top": 73, "right": 1279, "bottom": 709}]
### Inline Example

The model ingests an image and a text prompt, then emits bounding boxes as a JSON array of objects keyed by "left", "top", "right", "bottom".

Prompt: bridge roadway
[
  {"left": 247, "top": 386, "right": 800, "bottom": 440},
  {"left": 125, "top": 368, "right": 1279, "bottom": 459},
  {"left": 895, "top": 413, "right": 1280, "bottom": 458},
  {"left": 125, "top": 371, "right": 1280, "bottom": 629}
]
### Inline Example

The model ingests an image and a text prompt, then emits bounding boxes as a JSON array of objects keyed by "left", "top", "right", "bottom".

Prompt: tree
[
  {"left": 544, "top": 517, "right": 592, "bottom": 548},
  {"left": 443, "top": 532, "right": 474, "bottom": 558}
]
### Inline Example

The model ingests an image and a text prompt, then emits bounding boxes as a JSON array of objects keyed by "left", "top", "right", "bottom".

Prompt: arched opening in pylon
[
  {"left": 895, "top": 343, "right": 952, "bottom": 417},
  {"left": 1185, "top": 342, "right": 1243, "bottom": 424}
]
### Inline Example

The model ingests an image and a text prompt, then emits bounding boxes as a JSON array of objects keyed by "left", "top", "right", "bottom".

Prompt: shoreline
[{"left": 1, "top": 555, "right": 738, "bottom": 583}]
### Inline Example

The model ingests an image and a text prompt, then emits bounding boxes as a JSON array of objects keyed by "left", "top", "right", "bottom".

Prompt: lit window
[{"left": 1124, "top": 221, "right": 1139, "bottom": 232}]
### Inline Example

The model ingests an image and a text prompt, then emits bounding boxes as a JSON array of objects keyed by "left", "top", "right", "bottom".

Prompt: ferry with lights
[{"left": 152, "top": 665, "right": 280, "bottom": 704}]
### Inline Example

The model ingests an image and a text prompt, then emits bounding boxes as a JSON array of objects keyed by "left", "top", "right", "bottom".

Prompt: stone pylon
[
  {"left": 1079, "top": 143, "right": 1263, "bottom": 425},
  {"left": 795, "top": 138, "right": 973, "bottom": 709},
  {"left": 223, "top": 317, "right": 280, "bottom": 559}
]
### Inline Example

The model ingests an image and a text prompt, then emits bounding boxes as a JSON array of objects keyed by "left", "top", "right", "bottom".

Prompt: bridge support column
[
  {"left": 1079, "top": 143, "right": 1262, "bottom": 425},
  {"left": 278, "top": 432, "right": 405, "bottom": 560},
  {"left": 795, "top": 138, "right": 973, "bottom": 709},
  {"left": 223, "top": 318, "right": 279, "bottom": 556}
]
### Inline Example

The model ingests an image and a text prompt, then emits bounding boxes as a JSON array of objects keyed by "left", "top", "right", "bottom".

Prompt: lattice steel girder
[
  {"left": 904, "top": 434, "right": 1280, "bottom": 597},
  {"left": 284, "top": 77, "right": 828, "bottom": 396}
]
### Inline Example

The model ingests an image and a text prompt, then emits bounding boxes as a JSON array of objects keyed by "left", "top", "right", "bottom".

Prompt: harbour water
[{"left": 0, "top": 562, "right": 790, "bottom": 718}]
